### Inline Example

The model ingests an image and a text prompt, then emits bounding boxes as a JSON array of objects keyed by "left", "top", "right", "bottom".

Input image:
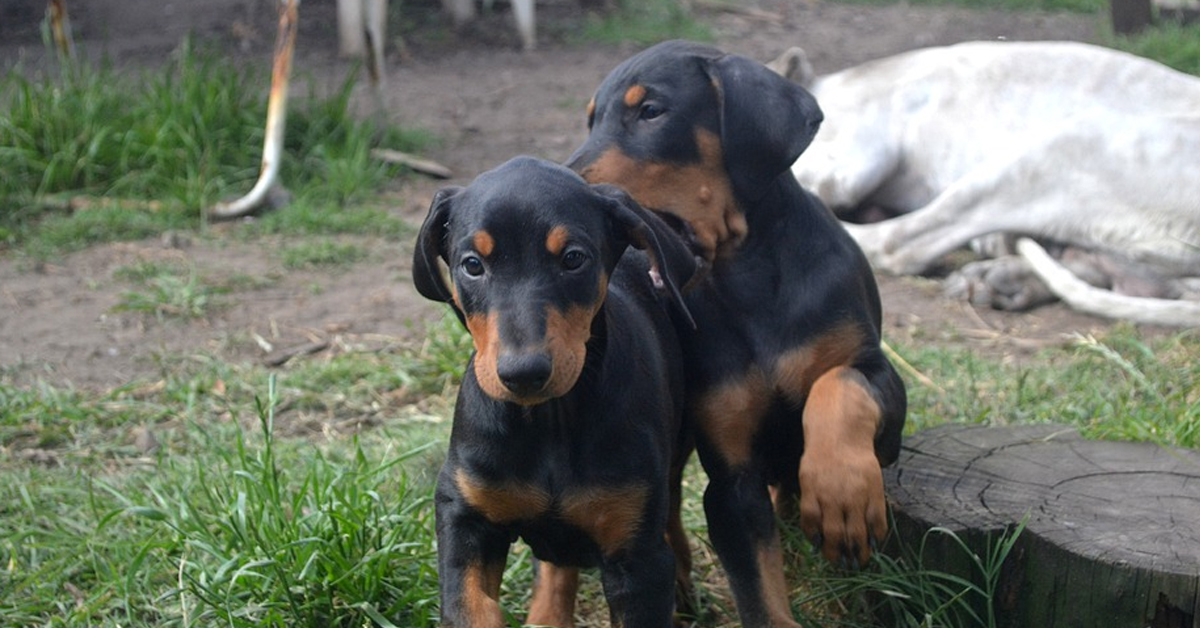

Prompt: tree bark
[{"left": 884, "top": 424, "right": 1200, "bottom": 628}]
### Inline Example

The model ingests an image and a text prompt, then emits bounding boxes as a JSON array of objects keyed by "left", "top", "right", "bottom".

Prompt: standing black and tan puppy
[
  {"left": 413, "top": 157, "right": 697, "bottom": 628},
  {"left": 567, "top": 40, "right": 907, "bottom": 628}
]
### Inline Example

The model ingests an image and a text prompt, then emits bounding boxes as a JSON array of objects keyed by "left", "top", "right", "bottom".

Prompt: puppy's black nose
[{"left": 497, "top": 353, "right": 552, "bottom": 397}]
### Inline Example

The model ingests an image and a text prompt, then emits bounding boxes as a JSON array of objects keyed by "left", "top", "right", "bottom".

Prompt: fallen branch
[
  {"left": 208, "top": 0, "right": 300, "bottom": 220},
  {"left": 263, "top": 340, "right": 330, "bottom": 367},
  {"left": 694, "top": 0, "right": 784, "bottom": 22},
  {"left": 371, "top": 148, "right": 453, "bottom": 179}
]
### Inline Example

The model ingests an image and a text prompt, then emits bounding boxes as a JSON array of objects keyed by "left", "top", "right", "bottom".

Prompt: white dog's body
[{"left": 786, "top": 41, "right": 1200, "bottom": 326}]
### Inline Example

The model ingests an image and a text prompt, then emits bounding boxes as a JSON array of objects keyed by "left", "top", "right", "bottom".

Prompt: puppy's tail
[
  {"left": 766, "top": 46, "right": 816, "bottom": 89},
  {"left": 1016, "top": 237, "right": 1200, "bottom": 328}
]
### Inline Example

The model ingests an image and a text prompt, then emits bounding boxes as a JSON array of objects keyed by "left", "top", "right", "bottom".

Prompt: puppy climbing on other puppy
[{"left": 569, "top": 40, "right": 907, "bottom": 628}]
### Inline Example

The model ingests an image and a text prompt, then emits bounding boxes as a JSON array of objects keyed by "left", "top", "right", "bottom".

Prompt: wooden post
[
  {"left": 884, "top": 424, "right": 1200, "bottom": 628},
  {"left": 1111, "top": 0, "right": 1153, "bottom": 34}
]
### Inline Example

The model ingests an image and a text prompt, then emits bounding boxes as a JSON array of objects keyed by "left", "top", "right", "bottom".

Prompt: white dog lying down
[{"left": 777, "top": 41, "right": 1200, "bottom": 327}]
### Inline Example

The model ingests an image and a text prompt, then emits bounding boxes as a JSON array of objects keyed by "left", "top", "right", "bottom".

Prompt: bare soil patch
[{"left": 0, "top": 0, "right": 1120, "bottom": 391}]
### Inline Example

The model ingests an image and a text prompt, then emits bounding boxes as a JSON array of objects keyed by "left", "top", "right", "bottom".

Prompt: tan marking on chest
[
  {"left": 560, "top": 484, "right": 650, "bottom": 556},
  {"left": 455, "top": 468, "right": 552, "bottom": 524},
  {"left": 695, "top": 369, "right": 772, "bottom": 469}
]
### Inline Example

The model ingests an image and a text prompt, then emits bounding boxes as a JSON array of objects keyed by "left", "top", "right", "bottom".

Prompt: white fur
[{"left": 786, "top": 41, "right": 1200, "bottom": 327}]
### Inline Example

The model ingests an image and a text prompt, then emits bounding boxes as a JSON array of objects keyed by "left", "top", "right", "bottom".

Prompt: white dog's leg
[
  {"left": 337, "top": 0, "right": 365, "bottom": 56},
  {"left": 512, "top": 0, "right": 535, "bottom": 50},
  {"left": 847, "top": 147, "right": 1075, "bottom": 275},
  {"left": 441, "top": 0, "right": 475, "bottom": 24},
  {"left": 1017, "top": 238, "right": 1200, "bottom": 327}
]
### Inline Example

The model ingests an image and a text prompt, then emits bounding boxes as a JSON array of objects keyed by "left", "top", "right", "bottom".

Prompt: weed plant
[
  {"left": 785, "top": 517, "right": 1029, "bottom": 628},
  {"left": 0, "top": 41, "right": 424, "bottom": 254}
]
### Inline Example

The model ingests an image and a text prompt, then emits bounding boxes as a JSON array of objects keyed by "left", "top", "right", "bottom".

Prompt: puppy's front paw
[{"left": 798, "top": 448, "right": 887, "bottom": 568}]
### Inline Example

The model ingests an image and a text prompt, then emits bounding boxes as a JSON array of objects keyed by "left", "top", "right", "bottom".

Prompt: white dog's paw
[
  {"left": 944, "top": 256, "right": 1057, "bottom": 311},
  {"left": 841, "top": 222, "right": 894, "bottom": 270}
]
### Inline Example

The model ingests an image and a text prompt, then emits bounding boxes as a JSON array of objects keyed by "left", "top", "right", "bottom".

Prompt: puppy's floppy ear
[
  {"left": 594, "top": 184, "right": 697, "bottom": 328},
  {"left": 412, "top": 186, "right": 463, "bottom": 304},
  {"left": 703, "top": 52, "right": 824, "bottom": 199}
]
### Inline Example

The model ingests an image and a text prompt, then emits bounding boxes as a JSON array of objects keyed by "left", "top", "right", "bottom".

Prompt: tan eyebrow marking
[{"left": 473, "top": 230, "right": 495, "bottom": 257}]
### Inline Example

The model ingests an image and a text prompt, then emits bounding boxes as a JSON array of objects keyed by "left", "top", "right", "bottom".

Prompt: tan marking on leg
[
  {"left": 772, "top": 323, "right": 865, "bottom": 406},
  {"left": 463, "top": 561, "right": 506, "bottom": 628},
  {"left": 694, "top": 369, "right": 771, "bottom": 468},
  {"left": 473, "top": 230, "right": 495, "bottom": 257},
  {"left": 545, "top": 225, "right": 570, "bottom": 256},
  {"left": 527, "top": 562, "right": 580, "bottom": 628},
  {"left": 756, "top": 539, "right": 801, "bottom": 628},
  {"left": 798, "top": 366, "right": 887, "bottom": 565},
  {"left": 802, "top": 367, "right": 882, "bottom": 473},
  {"left": 586, "top": 96, "right": 596, "bottom": 121},
  {"left": 455, "top": 468, "right": 551, "bottom": 524},
  {"left": 575, "top": 130, "right": 742, "bottom": 261},
  {"left": 560, "top": 484, "right": 649, "bottom": 556},
  {"left": 623, "top": 84, "right": 647, "bottom": 107}
]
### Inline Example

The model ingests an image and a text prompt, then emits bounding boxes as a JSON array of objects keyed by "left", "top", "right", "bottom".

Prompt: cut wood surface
[{"left": 884, "top": 424, "right": 1200, "bottom": 627}]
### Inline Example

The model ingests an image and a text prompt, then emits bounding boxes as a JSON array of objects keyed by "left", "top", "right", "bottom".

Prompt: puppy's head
[
  {"left": 413, "top": 157, "right": 692, "bottom": 406},
  {"left": 566, "top": 40, "right": 823, "bottom": 260}
]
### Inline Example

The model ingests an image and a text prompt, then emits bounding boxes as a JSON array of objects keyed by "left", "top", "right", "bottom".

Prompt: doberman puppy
[
  {"left": 566, "top": 40, "right": 908, "bottom": 627},
  {"left": 412, "top": 156, "right": 698, "bottom": 628}
]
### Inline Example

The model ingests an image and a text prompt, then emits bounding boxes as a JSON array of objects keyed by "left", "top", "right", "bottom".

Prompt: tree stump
[{"left": 884, "top": 424, "right": 1200, "bottom": 628}]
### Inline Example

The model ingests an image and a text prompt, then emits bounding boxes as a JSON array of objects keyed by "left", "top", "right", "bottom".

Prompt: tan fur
[{"left": 577, "top": 130, "right": 743, "bottom": 261}]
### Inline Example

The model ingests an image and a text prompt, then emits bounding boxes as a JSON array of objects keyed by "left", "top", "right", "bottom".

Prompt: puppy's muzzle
[{"left": 497, "top": 352, "right": 553, "bottom": 398}]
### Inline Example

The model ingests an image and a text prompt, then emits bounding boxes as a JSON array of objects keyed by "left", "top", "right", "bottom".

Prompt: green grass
[
  {"left": 114, "top": 266, "right": 228, "bottom": 320},
  {"left": 3, "top": 317, "right": 1197, "bottom": 627},
  {"left": 1, "top": 384, "right": 443, "bottom": 628},
  {"left": 280, "top": 240, "right": 370, "bottom": 270},
  {"left": 574, "top": 0, "right": 714, "bottom": 46},
  {"left": 0, "top": 40, "right": 425, "bottom": 257},
  {"left": 895, "top": 327, "right": 1200, "bottom": 449},
  {"left": 1104, "top": 20, "right": 1200, "bottom": 75}
]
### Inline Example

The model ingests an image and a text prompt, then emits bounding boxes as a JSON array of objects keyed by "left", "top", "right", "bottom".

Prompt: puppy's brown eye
[
  {"left": 638, "top": 102, "right": 665, "bottom": 120},
  {"left": 562, "top": 250, "right": 587, "bottom": 271},
  {"left": 462, "top": 255, "right": 485, "bottom": 277}
]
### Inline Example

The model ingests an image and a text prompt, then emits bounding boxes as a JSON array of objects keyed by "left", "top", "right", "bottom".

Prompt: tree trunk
[{"left": 884, "top": 424, "right": 1200, "bottom": 628}]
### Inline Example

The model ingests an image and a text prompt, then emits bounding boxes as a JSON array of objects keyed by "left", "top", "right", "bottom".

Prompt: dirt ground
[{"left": 0, "top": 0, "right": 1122, "bottom": 392}]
